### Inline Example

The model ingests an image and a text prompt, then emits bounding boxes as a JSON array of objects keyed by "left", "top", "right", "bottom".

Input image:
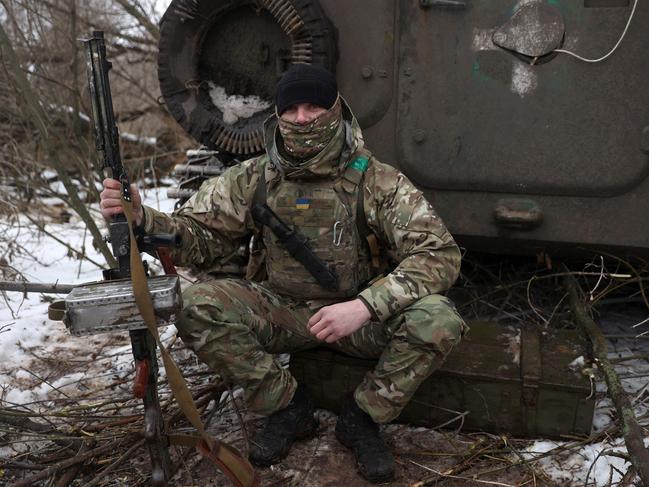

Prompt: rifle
[
  {"left": 81, "top": 31, "right": 258, "bottom": 487},
  {"left": 82, "top": 30, "right": 175, "bottom": 485}
]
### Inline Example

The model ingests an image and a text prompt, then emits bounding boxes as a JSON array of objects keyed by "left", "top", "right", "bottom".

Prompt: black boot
[
  {"left": 335, "top": 396, "right": 395, "bottom": 483},
  {"left": 248, "top": 384, "right": 317, "bottom": 467}
]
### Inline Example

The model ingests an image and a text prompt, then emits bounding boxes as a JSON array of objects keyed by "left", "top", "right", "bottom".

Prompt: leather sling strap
[{"left": 121, "top": 195, "right": 259, "bottom": 487}]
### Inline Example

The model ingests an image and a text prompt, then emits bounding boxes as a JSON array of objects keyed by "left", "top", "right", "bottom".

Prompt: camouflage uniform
[{"left": 142, "top": 99, "right": 467, "bottom": 423}]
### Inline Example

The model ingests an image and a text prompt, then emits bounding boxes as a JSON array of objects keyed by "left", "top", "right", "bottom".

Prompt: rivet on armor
[
  {"left": 361, "top": 65, "right": 374, "bottom": 79},
  {"left": 413, "top": 129, "right": 426, "bottom": 143}
]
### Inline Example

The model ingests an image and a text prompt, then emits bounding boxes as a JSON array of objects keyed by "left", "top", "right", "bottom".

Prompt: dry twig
[{"left": 565, "top": 273, "right": 649, "bottom": 486}]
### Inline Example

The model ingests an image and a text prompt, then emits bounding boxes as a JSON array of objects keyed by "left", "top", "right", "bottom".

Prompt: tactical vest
[{"left": 257, "top": 152, "right": 378, "bottom": 299}]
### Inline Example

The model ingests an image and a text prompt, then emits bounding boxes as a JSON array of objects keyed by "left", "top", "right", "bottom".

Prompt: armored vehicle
[
  {"left": 151, "top": 0, "right": 623, "bottom": 438},
  {"left": 158, "top": 0, "right": 646, "bottom": 256}
]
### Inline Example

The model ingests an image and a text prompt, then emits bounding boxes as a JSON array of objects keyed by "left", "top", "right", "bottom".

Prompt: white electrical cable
[{"left": 553, "top": 0, "right": 638, "bottom": 63}]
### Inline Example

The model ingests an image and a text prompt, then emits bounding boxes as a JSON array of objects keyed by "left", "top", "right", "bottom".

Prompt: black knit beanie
[{"left": 275, "top": 64, "right": 338, "bottom": 115}]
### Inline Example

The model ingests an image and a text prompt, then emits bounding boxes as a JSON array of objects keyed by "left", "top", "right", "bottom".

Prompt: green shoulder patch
[{"left": 349, "top": 156, "right": 369, "bottom": 173}]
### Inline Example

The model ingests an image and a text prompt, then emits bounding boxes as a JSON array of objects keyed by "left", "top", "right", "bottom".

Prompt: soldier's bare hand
[
  {"left": 308, "top": 299, "right": 372, "bottom": 343},
  {"left": 99, "top": 178, "right": 144, "bottom": 226}
]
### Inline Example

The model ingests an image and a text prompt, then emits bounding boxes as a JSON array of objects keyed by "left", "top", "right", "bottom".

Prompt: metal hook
[{"left": 333, "top": 221, "right": 344, "bottom": 246}]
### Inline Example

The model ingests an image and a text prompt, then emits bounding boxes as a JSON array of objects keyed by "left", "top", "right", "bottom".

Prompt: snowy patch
[
  {"left": 568, "top": 355, "right": 585, "bottom": 371},
  {"left": 208, "top": 83, "right": 272, "bottom": 125},
  {"left": 523, "top": 437, "right": 644, "bottom": 486},
  {"left": 514, "top": 0, "right": 538, "bottom": 9},
  {"left": 121, "top": 131, "right": 157, "bottom": 146},
  {"left": 47, "top": 103, "right": 91, "bottom": 123},
  {"left": 0, "top": 185, "right": 177, "bottom": 410},
  {"left": 186, "top": 149, "right": 220, "bottom": 157}
]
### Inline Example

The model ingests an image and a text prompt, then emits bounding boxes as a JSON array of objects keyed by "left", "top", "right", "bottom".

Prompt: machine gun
[
  {"left": 77, "top": 31, "right": 258, "bottom": 487},
  {"left": 82, "top": 30, "right": 177, "bottom": 485}
]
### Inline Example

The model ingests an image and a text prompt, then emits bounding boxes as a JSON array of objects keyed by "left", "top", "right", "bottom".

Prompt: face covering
[{"left": 278, "top": 97, "right": 342, "bottom": 160}]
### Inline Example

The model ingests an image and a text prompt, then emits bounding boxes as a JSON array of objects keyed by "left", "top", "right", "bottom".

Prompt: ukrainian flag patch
[{"left": 295, "top": 197, "right": 311, "bottom": 210}]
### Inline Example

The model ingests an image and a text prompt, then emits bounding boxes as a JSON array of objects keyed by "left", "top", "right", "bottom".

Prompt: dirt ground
[
  {"left": 0, "top": 332, "right": 551, "bottom": 487},
  {"left": 167, "top": 405, "right": 535, "bottom": 487}
]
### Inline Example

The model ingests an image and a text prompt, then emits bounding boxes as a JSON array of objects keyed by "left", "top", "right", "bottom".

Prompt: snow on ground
[
  {"left": 521, "top": 307, "right": 649, "bottom": 486},
  {"left": 523, "top": 437, "right": 647, "bottom": 486},
  {"left": 0, "top": 185, "right": 176, "bottom": 407},
  {"left": 2, "top": 183, "right": 649, "bottom": 485}
]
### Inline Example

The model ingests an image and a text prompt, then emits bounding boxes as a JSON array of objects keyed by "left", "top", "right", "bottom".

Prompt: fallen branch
[
  {"left": 52, "top": 442, "right": 90, "bottom": 487},
  {"left": 565, "top": 274, "right": 649, "bottom": 486},
  {"left": 83, "top": 439, "right": 145, "bottom": 487},
  {"left": 408, "top": 459, "right": 516, "bottom": 487},
  {"left": 0, "top": 408, "right": 81, "bottom": 452},
  {"left": 0, "top": 280, "right": 75, "bottom": 294},
  {"left": 9, "top": 438, "right": 129, "bottom": 487}
]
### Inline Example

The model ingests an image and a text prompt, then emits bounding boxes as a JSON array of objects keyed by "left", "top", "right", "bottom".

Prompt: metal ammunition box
[
  {"left": 64, "top": 275, "right": 182, "bottom": 336},
  {"left": 289, "top": 321, "right": 595, "bottom": 439}
]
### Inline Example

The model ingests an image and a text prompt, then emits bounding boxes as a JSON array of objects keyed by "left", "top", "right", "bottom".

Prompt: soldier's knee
[
  {"left": 176, "top": 281, "right": 230, "bottom": 338},
  {"left": 397, "top": 294, "right": 466, "bottom": 355}
]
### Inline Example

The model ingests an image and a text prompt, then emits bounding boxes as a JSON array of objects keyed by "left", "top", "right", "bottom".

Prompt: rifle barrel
[{"left": 82, "top": 31, "right": 125, "bottom": 181}]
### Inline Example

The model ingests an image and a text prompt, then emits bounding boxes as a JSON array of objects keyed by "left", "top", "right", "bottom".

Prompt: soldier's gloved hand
[
  {"left": 308, "top": 299, "right": 372, "bottom": 343},
  {"left": 100, "top": 178, "right": 144, "bottom": 226}
]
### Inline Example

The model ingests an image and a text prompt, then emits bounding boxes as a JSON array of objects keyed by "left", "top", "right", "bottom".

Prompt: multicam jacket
[{"left": 141, "top": 100, "right": 461, "bottom": 323}]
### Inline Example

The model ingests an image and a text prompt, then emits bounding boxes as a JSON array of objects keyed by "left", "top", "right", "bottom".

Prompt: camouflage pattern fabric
[
  {"left": 142, "top": 97, "right": 462, "bottom": 321},
  {"left": 177, "top": 278, "right": 467, "bottom": 422},
  {"left": 140, "top": 97, "right": 466, "bottom": 421},
  {"left": 277, "top": 97, "right": 342, "bottom": 161}
]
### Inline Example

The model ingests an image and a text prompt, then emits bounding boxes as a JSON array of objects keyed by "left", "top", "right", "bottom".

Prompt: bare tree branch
[
  {"left": 565, "top": 274, "right": 649, "bottom": 486},
  {"left": 113, "top": 0, "right": 159, "bottom": 41},
  {"left": 0, "top": 22, "right": 117, "bottom": 268}
]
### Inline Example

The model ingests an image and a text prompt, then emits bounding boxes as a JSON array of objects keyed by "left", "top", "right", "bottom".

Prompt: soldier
[{"left": 100, "top": 64, "right": 467, "bottom": 483}]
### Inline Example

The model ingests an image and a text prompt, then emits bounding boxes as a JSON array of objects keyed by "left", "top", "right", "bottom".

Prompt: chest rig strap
[
  {"left": 339, "top": 150, "right": 382, "bottom": 270},
  {"left": 250, "top": 150, "right": 381, "bottom": 290}
]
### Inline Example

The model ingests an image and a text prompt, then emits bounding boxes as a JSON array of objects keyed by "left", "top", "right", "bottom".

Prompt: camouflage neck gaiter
[{"left": 278, "top": 97, "right": 342, "bottom": 160}]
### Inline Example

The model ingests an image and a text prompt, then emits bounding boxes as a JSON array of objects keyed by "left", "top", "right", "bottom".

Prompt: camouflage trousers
[{"left": 176, "top": 278, "right": 466, "bottom": 423}]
